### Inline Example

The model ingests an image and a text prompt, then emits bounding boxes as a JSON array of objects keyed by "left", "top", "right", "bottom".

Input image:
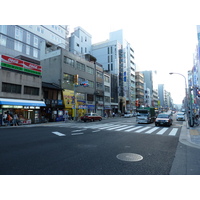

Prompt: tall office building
[{"left": 92, "top": 29, "right": 136, "bottom": 113}]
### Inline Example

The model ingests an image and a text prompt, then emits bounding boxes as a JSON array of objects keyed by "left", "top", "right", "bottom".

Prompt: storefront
[
  {"left": 0, "top": 98, "right": 46, "bottom": 125},
  {"left": 63, "top": 89, "right": 94, "bottom": 119}
]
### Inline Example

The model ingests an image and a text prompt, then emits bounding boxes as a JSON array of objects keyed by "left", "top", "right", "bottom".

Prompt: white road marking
[
  {"left": 135, "top": 127, "right": 151, "bottom": 133},
  {"left": 116, "top": 126, "right": 135, "bottom": 131},
  {"left": 71, "top": 132, "right": 84, "bottom": 135},
  {"left": 106, "top": 125, "right": 127, "bottom": 130},
  {"left": 92, "top": 130, "right": 101, "bottom": 132},
  {"left": 99, "top": 124, "right": 121, "bottom": 130},
  {"left": 169, "top": 128, "right": 178, "bottom": 136},
  {"left": 145, "top": 127, "right": 160, "bottom": 134},
  {"left": 124, "top": 126, "right": 143, "bottom": 132},
  {"left": 71, "top": 129, "right": 86, "bottom": 132},
  {"left": 52, "top": 131, "right": 66, "bottom": 136},
  {"left": 156, "top": 128, "right": 168, "bottom": 135}
]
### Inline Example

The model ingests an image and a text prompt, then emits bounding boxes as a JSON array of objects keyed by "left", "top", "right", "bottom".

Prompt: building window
[
  {"left": 78, "top": 77, "right": 85, "bottom": 84},
  {"left": 87, "top": 80, "right": 94, "bottom": 88},
  {"left": 33, "top": 48, "right": 38, "bottom": 58},
  {"left": 14, "top": 41, "right": 22, "bottom": 52},
  {"left": 26, "top": 32, "right": 31, "bottom": 44},
  {"left": 104, "top": 76, "right": 110, "bottom": 83},
  {"left": 87, "top": 94, "right": 94, "bottom": 101},
  {"left": 33, "top": 36, "right": 38, "bottom": 48},
  {"left": 64, "top": 56, "right": 75, "bottom": 67},
  {"left": 85, "top": 47, "right": 87, "bottom": 53},
  {"left": 37, "top": 26, "right": 44, "bottom": 34},
  {"left": 63, "top": 74, "right": 74, "bottom": 84},
  {"left": 0, "top": 34, "right": 6, "bottom": 46},
  {"left": 15, "top": 27, "right": 23, "bottom": 41},
  {"left": 105, "top": 86, "right": 110, "bottom": 92},
  {"left": 86, "top": 66, "right": 94, "bottom": 74},
  {"left": 26, "top": 45, "right": 30, "bottom": 55},
  {"left": 97, "top": 71, "right": 103, "bottom": 78},
  {"left": 24, "top": 86, "right": 39, "bottom": 95},
  {"left": 105, "top": 96, "right": 110, "bottom": 102},
  {"left": 96, "top": 82, "right": 103, "bottom": 90},
  {"left": 111, "top": 63, "right": 113, "bottom": 71},
  {"left": 76, "top": 62, "right": 85, "bottom": 71},
  {"left": 2, "top": 82, "right": 21, "bottom": 94},
  {"left": 0, "top": 25, "right": 7, "bottom": 34}
]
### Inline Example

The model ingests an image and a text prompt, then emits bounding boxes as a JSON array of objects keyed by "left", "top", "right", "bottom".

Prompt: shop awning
[{"left": 0, "top": 98, "right": 46, "bottom": 107}]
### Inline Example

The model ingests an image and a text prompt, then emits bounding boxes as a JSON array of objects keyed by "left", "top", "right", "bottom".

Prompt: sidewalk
[{"left": 170, "top": 121, "right": 200, "bottom": 175}]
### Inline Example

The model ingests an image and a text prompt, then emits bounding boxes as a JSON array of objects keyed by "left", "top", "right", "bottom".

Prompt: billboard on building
[{"left": 0, "top": 55, "right": 42, "bottom": 76}]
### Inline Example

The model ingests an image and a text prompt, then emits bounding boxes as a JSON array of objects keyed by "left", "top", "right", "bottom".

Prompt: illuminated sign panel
[{"left": 0, "top": 55, "right": 42, "bottom": 76}]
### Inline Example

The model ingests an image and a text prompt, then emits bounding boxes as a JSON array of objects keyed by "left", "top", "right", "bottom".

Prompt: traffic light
[
  {"left": 135, "top": 100, "right": 139, "bottom": 107},
  {"left": 197, "top": 90, "right": 200, "bottom": 97},
  {"left": 80, "top": 81, "right": 89, "bottom": 87},
  {"left": 74, "top": 74, "right": 79, "bottom": 85}
]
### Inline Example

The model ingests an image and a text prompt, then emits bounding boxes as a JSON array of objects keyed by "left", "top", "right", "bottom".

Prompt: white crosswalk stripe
[
  {"left": 124, "top": 126, "right": 143, "bottom": 132},
  {"left": 135, "top": 127, "right": 151, "bottom": 133},
  {"left": 145, "top": 127, "right": 160, "bottom": 134},
  {"left": 156, "top": 128, "right": 168, "bottom": 135},
  {"left": 169, "top": 128, "right": 178, "bottom": 136},
  {"left": 72, "top": 123, "right": 179, "bottom": 136}
]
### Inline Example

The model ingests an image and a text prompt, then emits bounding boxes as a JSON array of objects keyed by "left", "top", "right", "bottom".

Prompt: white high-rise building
[{"left": 92, "top": 29, "right": 136, "bottom": 112}]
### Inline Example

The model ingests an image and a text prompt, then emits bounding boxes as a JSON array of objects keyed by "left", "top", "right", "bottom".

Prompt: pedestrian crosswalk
[{"left": 78, "top": 123, "right": 180, "bottom": 136}]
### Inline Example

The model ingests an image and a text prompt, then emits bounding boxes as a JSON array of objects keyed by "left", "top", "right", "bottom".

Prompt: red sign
[
  {"left": 23, "top": 61, "right": 42, "bottom": 73},
  {"left": 1, "top": 55, "right": 42, "bottom": 75},
  {"left": 1, "top": 55, "right": 23, "bottom": 68}
]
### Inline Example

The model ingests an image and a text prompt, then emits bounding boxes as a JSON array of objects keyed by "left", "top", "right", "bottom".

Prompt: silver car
[{"left": 176, "top": 112, "right": 185, "bottom": 121}]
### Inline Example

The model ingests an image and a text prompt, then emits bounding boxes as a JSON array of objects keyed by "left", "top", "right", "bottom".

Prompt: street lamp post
[{"left": 169, "top": 72, "right": 194, "bottom": 127}]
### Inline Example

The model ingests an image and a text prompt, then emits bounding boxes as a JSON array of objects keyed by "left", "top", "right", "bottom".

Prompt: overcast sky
[{"left": 3, "top": 0, "right": 200, "bottom": 104}]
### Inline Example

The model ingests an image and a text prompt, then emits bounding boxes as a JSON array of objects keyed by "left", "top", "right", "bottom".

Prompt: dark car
[
  {"left": 155, "top": 113, "right": 173, "bottom": 127},
  {"left": 80, "top": 113, "right": 102, "bottom": 122}
]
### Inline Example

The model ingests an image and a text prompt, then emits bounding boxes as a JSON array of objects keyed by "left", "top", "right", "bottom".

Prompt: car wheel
[
  {"left": 99, "top": 118, "right": 102, "bottom": 121},
  {"left": 84, "top": 120, "right": 86, "bottom": 122}
]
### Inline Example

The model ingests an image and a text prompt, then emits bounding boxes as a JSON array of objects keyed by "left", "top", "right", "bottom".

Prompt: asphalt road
[{"left": 0, "top": 117, "right": 183, "bottom": 175}]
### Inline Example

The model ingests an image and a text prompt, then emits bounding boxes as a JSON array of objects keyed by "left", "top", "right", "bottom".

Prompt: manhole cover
[{"left": 116, "top": 153, "right": 143, "bottom": 162}]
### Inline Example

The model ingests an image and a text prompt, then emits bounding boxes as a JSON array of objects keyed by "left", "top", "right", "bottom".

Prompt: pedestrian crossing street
[{"left": 68, "top": 123, "right": 180, "bottom": 137}]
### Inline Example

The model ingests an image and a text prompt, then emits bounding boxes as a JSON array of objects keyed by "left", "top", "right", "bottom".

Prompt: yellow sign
[{"left": 63, "top": 89, "right": 75, "bottom": 108}]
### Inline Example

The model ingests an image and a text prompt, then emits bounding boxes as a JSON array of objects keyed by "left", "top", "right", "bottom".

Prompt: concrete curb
[{"left": 179, "top": 121, "right": 200, "bottom": 149}]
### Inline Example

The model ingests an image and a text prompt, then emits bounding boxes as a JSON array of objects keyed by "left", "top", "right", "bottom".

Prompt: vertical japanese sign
[{"left": 0, "top": 55, "right": 42, "bottom": 76}]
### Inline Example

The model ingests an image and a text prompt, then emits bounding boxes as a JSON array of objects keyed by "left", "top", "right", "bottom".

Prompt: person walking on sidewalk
[
  {"left": 13, "top": 113, "right": 19, "bottom": 126},
  {"left": 63, "top": 112, "right": 68, "bottom": 123}
]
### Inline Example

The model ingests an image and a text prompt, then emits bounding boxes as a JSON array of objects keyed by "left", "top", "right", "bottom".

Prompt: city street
[{"left": 0, "top": 115, "right": 184, "bottom": 175}]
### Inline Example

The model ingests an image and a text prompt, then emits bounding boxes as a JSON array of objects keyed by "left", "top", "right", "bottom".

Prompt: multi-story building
[
  {"left": 40, "top": 44, "right": 106, "bottom": 118},
  {"left": 144, "top": 84, "right": 151, "bottom": 106},
  {"left": 92, "top": 29, "right": 136, "bottom": 113},
  {"left": 0, "top": 54, "right": 45, "bottom": 125},
  {"left": 158, "top": 84, "right": 165, "bottom": 109},
  {"left": 141, "top": 71, "right": 153, "bottom": 106},
  {"left": 103, "top": 71, "right": 111, "bottom": 116},
  {"left": 0, "top": 25, "right": 70, "bottom": 125},
  {"left": 69, "top": 26, "right": 92, "bottom": 56},
  {"left": 0, "top": 25, "right": 69, "bottom": 61},
  {"left": 135, "top": 72, "right": 144, "bottom": 106},
  {"left": 152, "top": 89, "right": 158, "bottom": 108}
]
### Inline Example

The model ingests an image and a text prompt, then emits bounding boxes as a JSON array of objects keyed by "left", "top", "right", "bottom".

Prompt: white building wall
[
  {"left": 19, "top": 25, "right": 67, "bottom": 49},
  {"left": 69, "top": 26, "right": 92, "bottom": 56}
]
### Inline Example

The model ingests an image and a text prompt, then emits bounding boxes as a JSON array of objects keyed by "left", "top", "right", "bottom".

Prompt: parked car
[
  {"left": 80, "top": 113, "right": 102, "bottom": 122},
  {"left": 124, "top": 112, "right": 133, "bottom": 118},
  {"left": 155, "top": 113, "right": 173, "bottom": 127},
  {"left": 176, "top": 112, "right": 185, "bottom": 121}
]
